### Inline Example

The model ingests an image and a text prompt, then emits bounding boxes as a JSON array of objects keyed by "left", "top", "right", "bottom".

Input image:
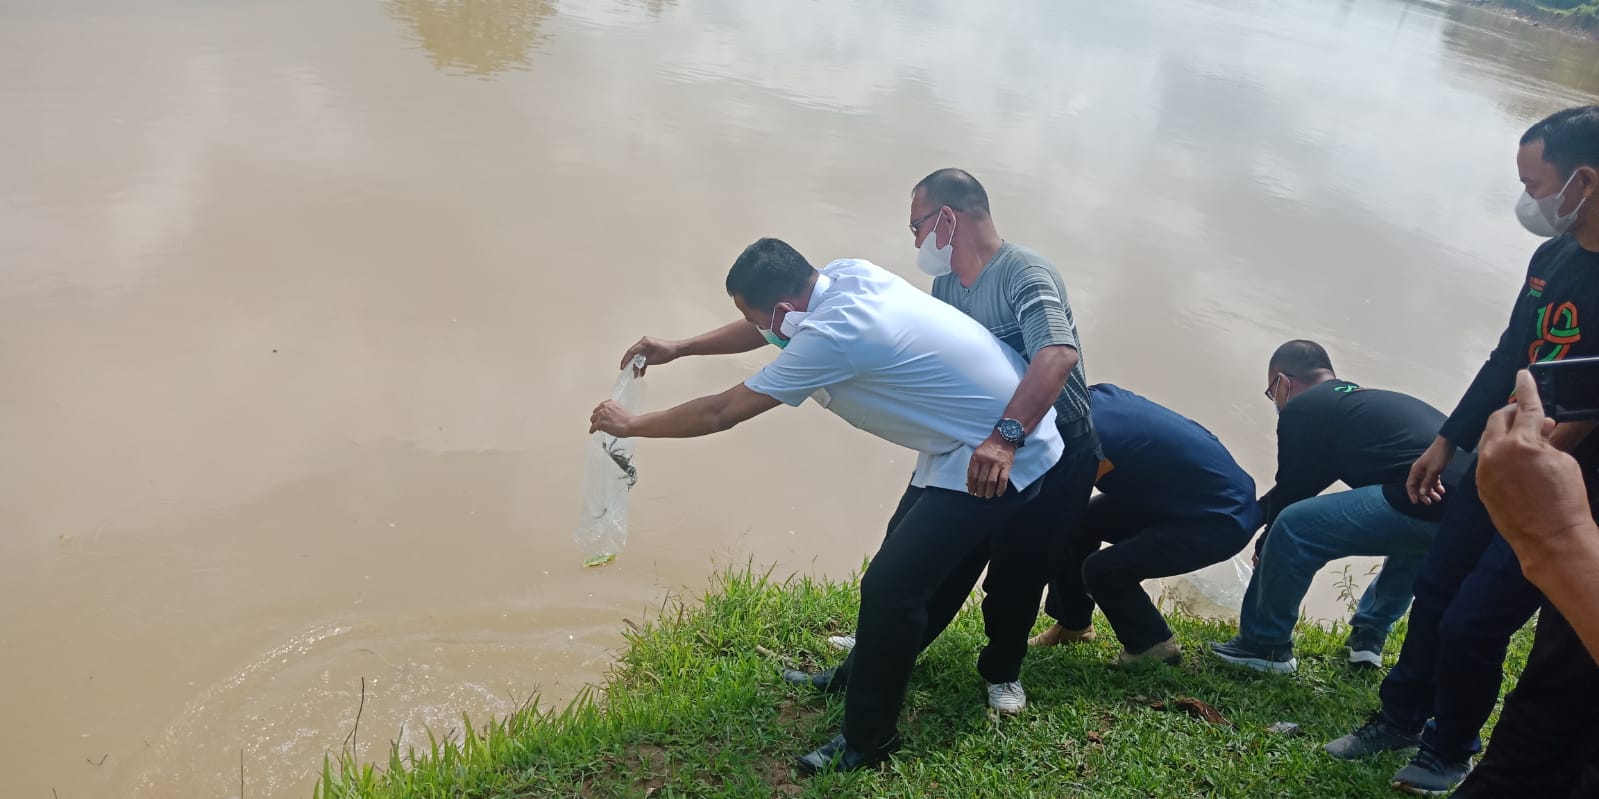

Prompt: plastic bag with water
[
  {"left": 1151, "top": 555, "right": 1254, "bottom": 623},
  {"left": 575, "top": 355, "right": 646, "bottom": 566}
]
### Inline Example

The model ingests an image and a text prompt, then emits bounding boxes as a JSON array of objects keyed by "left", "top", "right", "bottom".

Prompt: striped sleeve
[{"left": 1003, "top": 263, "right": 1079, "bottom": 358}]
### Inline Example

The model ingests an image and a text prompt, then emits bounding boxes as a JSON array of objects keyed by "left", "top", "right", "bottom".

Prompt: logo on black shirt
[{"left": 1530, "top": 301, "right": 1581, "bottom": 363}]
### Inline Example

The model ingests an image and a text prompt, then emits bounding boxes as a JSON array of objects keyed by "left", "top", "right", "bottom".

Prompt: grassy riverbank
[
  {"left": 1476, "top": 0, "right": 1599, "bottom": 35},
  {"left": 315, "top": 569, "right": 1533, "bottom": 799}
]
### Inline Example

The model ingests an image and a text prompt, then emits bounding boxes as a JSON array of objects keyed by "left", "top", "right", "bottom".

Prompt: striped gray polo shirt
[{"left": 932, "top": 242, "right": 1091, "bottom": 425}]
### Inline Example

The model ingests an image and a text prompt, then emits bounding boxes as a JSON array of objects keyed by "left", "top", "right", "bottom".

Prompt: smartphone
[{"left": 1530, "top": 356, "right": 1599, "bottom": 422}]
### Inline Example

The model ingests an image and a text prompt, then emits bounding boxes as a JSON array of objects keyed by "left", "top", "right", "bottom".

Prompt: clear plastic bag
[
  {"left": 1151, "top": 555, "right": 1253, "bottom": 622},
  {"left": 575, "top": 355, "right": 646, "bottom": 566}
]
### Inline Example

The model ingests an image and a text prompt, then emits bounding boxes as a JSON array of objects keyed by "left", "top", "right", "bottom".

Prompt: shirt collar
[
  {"left": 805, "top": 271, "right": 833, "bottom": 310},
  {"left": 776, "top": 272, "right": 834, "bottom": 339}
]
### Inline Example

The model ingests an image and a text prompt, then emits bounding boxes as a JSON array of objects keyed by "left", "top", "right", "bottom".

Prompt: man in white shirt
[{"left": 592, "top": 238, "right": 1067, "bottom": 774}]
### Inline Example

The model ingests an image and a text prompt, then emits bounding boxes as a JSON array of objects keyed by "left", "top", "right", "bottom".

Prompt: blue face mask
[{"left": 760, "top": 327, "right": 787, "bottom": 349}]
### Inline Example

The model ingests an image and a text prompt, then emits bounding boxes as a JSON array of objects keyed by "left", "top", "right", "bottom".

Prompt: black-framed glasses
[{"left": 908, "top": 208, "right": 941, "bottom": 235}]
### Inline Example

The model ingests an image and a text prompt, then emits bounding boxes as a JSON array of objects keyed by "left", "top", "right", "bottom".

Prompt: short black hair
[
  {"left": 1521, "top": 105, "right": 1599, "bottom": 176},
  {"left": 913, "top": 168, "right": 992, "bottom": 219},
  {"left": 1269, "top": 340, "right": 1335, "bottom": 377},
  {"left": 725, "top": 238, "right": 815, "bottom": 309}
]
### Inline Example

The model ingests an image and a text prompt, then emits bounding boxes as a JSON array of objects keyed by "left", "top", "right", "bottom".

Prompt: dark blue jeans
[
  {"left": 1377, "top": 462, "right": 1543, "bottom": 762},
  {"left": 1239, "top": 485, "right": 1436, "bottom": 649}
]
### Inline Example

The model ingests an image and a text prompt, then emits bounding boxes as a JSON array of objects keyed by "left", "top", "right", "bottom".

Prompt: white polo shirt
[{"left": 745, "top": 259, "right": 1064, "bottom": 492}]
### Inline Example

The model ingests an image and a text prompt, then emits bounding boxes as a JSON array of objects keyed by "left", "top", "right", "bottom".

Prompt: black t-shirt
[
  {"left": 1261, "top": 381, "right": 1468, "bottom": 541},
  {"left": 1440, "top": 235, "right": 1599, "bottom": 450}
]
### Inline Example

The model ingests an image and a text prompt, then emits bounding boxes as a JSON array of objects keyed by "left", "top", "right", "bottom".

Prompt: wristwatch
[{"left": 995, "top": 418, "right": 1026, "bottom": 448}]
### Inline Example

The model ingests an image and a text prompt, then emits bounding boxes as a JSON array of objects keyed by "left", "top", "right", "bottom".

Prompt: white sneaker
[
  {"left": 826, "top": 634, "right": 856, "bottom": 651},
  {"left": 987, "top": 681, "right": 1026, "bottom": 715}
]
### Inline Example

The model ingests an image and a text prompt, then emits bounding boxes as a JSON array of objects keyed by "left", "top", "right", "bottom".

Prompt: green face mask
[{"left": 760, "top": 303, "right": 793, "bottom": 348}]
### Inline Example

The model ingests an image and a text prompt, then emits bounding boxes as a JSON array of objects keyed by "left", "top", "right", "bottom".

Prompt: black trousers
[
  {"left": 1452, "top": 606, "right": 1599, "bottom": 798},
  {"left": 838, "top": 422, "right": 1099, "bottom": 750},
  {"left": 1045, "top": 495, "right": 1253, "bottom": 653}
]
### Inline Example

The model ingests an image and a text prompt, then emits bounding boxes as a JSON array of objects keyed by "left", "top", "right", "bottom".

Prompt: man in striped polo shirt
[{"left": 908, "top": 169, "right": 1114, "bottom": 661}]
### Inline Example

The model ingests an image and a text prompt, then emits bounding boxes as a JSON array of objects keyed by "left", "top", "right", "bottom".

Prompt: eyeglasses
[
  {"left": 1264, "top": 372, "right": 1296, "bottom": 402},
  {"left": 908, "top": 208, "right": 941, "bottom": 235}
]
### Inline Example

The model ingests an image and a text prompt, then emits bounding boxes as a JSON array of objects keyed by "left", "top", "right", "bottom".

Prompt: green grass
[{"left": 315, "top": 568, "right": 1534, "bottom": 799}]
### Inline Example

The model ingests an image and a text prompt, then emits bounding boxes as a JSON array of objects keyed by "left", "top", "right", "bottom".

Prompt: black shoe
[
  {"left": 1391, "top": 745, "right": 1473, "bottom": 794},
  {"left": 1344, "top": 626, "right": 1387, "bottom": 668},
  {"left": 1325, "top": 712, "right": 1421, "bottom": 760},
  {"left": 782, "top": 666, "right": 845, "bottom": 693},
  {"left": 794, "top": 734, "right": 899, "bottom": 776}
]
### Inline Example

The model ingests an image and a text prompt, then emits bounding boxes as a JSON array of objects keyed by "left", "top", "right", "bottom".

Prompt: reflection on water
[
  {"left": 0, "top": 0, "right": 1595, "bottom": 797},
  {"left": 387, "top": 0, "right": 558, "bottom": 75}
]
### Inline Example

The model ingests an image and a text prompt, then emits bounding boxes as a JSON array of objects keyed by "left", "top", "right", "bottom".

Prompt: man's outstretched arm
[
  {"left": 590, "top": 383, "right": 780, "bottom": 439},
  {"left": 620, "top": 321, "right": 769, "bottom": 375}
]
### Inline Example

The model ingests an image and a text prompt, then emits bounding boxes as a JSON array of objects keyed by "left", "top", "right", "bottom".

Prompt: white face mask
[
  {"left": 1516, "top": 170, "right": 1587, "bottom": 238},
  {"left": 915, "top": 211, "right": 956, "bottom": 277}
]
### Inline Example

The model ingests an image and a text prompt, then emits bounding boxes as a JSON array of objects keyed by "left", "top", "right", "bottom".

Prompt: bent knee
[
  {"left": 1080, "top": 552, "right": 1125, "bottom": 593},
  {"left": 1266, "top": 500, "right": 1320, "bottom": 540}
]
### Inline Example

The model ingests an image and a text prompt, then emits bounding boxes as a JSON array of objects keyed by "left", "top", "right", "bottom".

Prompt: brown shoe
[
  {"left": 1028, "top": 623, "right": 1097, "bottom": 647},
  {"left": 1115, "top": 637, "right": 1182, "bottom": 666}
]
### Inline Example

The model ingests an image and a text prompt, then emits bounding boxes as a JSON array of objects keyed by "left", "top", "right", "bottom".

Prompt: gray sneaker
[
  {"left": 1324, "top": 713, "right": 1421, "bottom": 760},
  {"left": 1209, "top": 636, "right": 1297, "bottom": 674},
  {"left": 986, "top": 680, "right": 1026, "bottom": 715},
  {"left": 1344, "top": 626, "right": 1387, "bottom": 668},
  {"left": 1391, "top": 747, "right": 1473, "bottom": 795}
]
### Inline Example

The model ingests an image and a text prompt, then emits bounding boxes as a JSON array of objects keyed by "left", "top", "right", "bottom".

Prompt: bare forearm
[
  {"left": 1519, "top": 521, "right": 1599, "bottom": 659},
  {"left": 627, "top": 395, "right": 738, "bottom": 438},
  {"left": 677, "top": 320, "right": 767, "bottom": 358},
  {"left": 617, "top": 384, "right": 780, "bottom": 439},
  {"left": 1003, "top": 345, "right": 1077, "bottom": 433}
]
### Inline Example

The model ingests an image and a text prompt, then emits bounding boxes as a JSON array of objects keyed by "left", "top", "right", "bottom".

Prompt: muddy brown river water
[{"left": 2, "top": 0, "right": 1597, "bottom": 796}]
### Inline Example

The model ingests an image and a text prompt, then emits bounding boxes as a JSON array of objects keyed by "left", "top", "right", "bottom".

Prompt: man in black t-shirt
[
  {"left": 1325, "top": 105, "right": 1599, "bottom": 796},
  {"left": 1208, "top": 341, "right": 1465, "bottom": 674}
]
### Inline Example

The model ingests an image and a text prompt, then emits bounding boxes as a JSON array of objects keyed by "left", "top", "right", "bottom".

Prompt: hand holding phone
[{"left": 1529, "top": 356, "right": 1599, "bottom": 422}]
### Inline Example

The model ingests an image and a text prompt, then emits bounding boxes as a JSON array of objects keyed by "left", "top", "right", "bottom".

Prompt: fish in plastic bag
[
  {"left": 1150, "top": 555, "right": 1253, "bottom": 622},
  {"left": 575, "top": 355, "right": 646, "bottom": 566}
]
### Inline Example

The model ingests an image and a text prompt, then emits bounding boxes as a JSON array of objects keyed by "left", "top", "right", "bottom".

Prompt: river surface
[{"left": 2, "top": 0, "right": 1597, "bottom": 796}]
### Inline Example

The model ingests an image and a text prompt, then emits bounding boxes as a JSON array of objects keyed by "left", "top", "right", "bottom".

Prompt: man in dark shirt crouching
[{"left": 1210, "top": 341, "right": 1466, "bottom": 675}]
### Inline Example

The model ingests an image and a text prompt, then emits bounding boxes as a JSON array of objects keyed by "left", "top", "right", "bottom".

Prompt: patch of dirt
[
  {"left": 630, "top": 743, "right": 668, "bottom": 768},
  {"left": 775, "top": 699, "right": 815, "bottom": 725},
  {"left": 757, "top": 753, "right": 805, "bottom": 797},
  {"left": 606, "top": 742, "right": 672, "bottom": 797}
]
